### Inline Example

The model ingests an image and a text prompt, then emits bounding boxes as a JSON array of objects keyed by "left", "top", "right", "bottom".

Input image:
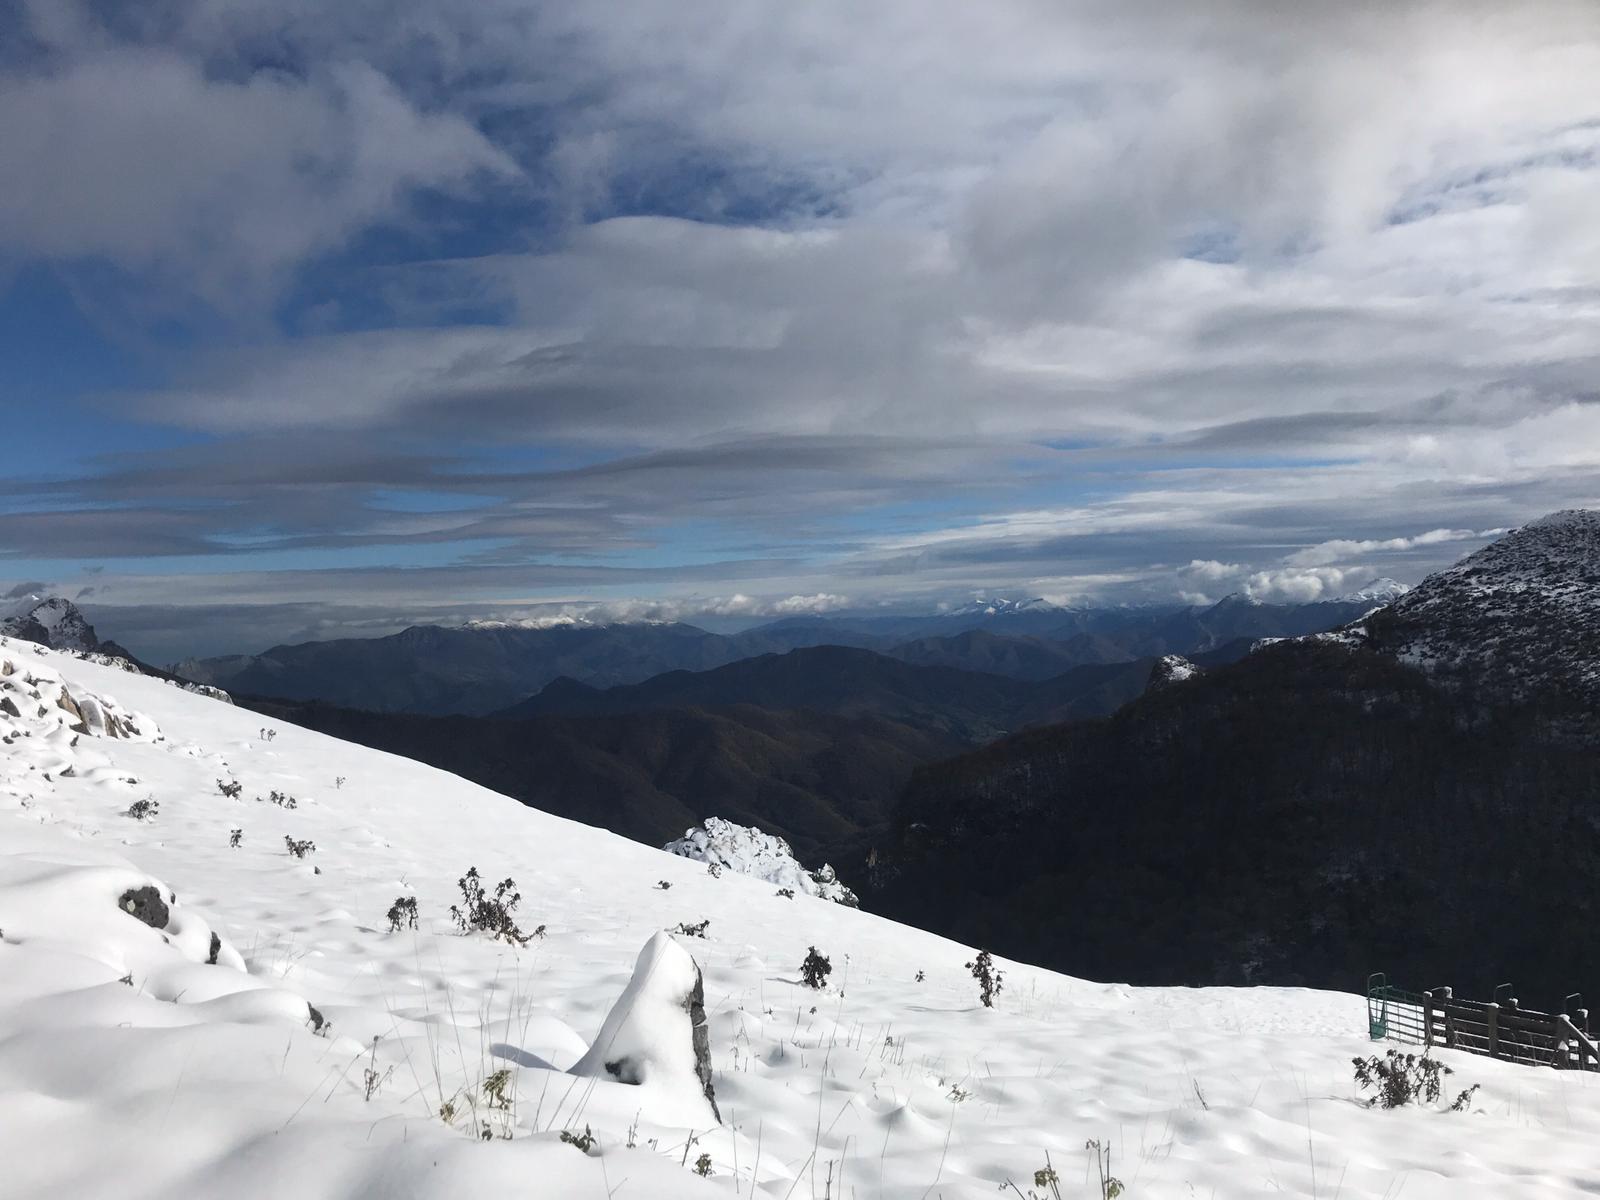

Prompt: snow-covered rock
[
  {"left": 1, "top": 825, "right": 249, "bottom": 993},
  {"left": 569, "top": 931, "right": 720, "bottom": 1127},
  {"left": 663, "top": 817, "right": 859, "bottom": 905},
  {"left": 0, "top": 646, "right": 161, "bottom": 742},
  {"left": 1148, "top": 653, "right": 1200, "bottom": 689}
]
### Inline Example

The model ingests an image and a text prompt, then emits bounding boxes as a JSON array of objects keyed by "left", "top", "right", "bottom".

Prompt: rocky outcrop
[
  {"left": 0, "top": 651, "right": 159, "bottom": 742},
  {"left": 570, "top": 931, "right": 721, "bottom": 1126},
  {"left": 664, "top": 817, "right": 859, "bottom": 906},
  {"left": 1, "top": 596, "right": 104, "bottom": 653},
  {"left": 1147, "top": 654, "right": 1200, "bottom": 691}
]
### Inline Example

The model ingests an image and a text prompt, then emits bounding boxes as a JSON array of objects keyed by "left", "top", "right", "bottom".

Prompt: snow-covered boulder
[
  {"left": 0, "top": 825, "right": 250, "bottom": 995},
  {"left": 569, "top": 931, "right": 720, "bottom": 1127},
  {"left": 663, "top": 817, "right": 859, "bottom": 906},
  {"left": 0, "top": 648, "right": 160, "bottom": 743}
]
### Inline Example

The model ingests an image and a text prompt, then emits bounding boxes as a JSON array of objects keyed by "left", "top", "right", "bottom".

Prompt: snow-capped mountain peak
[
  {"left": 0, "top": 594, "right": 102, "bottom": 653},
  {"left": 941, "top": 596, "right": 1061, "bottom": 618},
  {"left": 1338, "top": 578, "right": 1410, "bottom": 605},
  {"left": 1211, "top": 591, "right": 1263, "bottom": 609}
]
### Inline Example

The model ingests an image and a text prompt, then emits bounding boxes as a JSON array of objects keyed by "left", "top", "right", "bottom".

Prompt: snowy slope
[
  {"left": 5, "top": 634, "right": 1600, "bottom": 1198},
  {"left": 1355, "top": 511, "right": 1600, "bottom": 705}
]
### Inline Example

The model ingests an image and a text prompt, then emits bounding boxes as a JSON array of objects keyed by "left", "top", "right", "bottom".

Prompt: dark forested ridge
[
  {"left": 241, "top": 695, "right": 960, "bottom": 867},
  {"left": 872, "top": 640, "right": 1600, "bottom": 1004}
]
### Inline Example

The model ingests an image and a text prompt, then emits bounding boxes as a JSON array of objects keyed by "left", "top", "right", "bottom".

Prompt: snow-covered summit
[
  {"left": 1523, "top": 508, "right": 1600, "bottom": 534},
  {"left": 1211, "top": 591, "right": 1263, "bottom": 609},
  {"left": 1338, "top": 578, "right": 1410, "bottom": 605},
  {"left": 941, "top": 596, "right": 1062, "bottom": 618},
  {"left": 1, "top": 594, "right": 102, "bottom": 653},
  {"left": 1350, "top": 511, "right": 1600, "bottom": 705},
  {"left": 663, "top": 817, "right": 859, "bottom": 906}
]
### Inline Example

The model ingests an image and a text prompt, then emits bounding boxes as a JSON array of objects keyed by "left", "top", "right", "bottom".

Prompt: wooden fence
[{"left": 1367, "top": 975, "right": 1600, "bottom": 1072}]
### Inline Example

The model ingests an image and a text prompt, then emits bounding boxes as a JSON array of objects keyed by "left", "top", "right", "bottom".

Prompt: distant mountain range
[
  {"left": 497, "top": 644, "right": 1159, "bottom": 741},
  {"left": 178, "top": 588, "right": 1399, "bottom": 716},
  {"left": 873, "top": 515, "right": 1600, "bottom": 1002}
]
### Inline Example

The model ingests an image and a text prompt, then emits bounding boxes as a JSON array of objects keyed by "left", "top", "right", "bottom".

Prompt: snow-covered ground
[{"left": 4, "top": 636, "right": 1600, "bottom": 1198}]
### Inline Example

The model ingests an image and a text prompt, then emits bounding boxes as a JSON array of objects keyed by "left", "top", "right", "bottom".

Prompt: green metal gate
[{"left": 1366, "top": 973, "right": 1428, "bottom": 1044}]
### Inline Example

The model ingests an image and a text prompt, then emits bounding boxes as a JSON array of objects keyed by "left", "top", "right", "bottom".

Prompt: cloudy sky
[{"left": 3, "top": 0, "right": 1599, "bottom": 659}]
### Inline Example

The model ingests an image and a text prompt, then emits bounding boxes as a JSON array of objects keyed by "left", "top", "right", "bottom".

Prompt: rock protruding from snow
[
  {"left": 569, "top": 931, "right": 721, "bottom": 1126},
  {"left": 0, "top": 829, "right": 248, "bottom": 990},
  {"left": 0, "top": 648, "right": 160, "bottom": 743},
  {"left": 117, "top": 885, "right": 171, "bottom": 930},
  {"left": 663, "top": 817, "right": 859, "bottom": 906},
  {"left": 1148, "top": 654, "right": 1200, "bottom": 690},
  {"left": 1349, "top": 511, "right": 1600, "bottom": 706}
]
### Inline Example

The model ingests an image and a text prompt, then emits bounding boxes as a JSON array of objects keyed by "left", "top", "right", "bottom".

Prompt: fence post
[
  {"left": 1436, "top": 987, "right": 1455, "bottom": 1048},
  {"left": 1486, "top": 1003, "right": 1500, "bottom": 1060}
]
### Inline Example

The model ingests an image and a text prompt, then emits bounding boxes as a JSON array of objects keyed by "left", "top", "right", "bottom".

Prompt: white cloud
[
  {"left": 0, "top": 49, "right": 515, "bottom": 300},
  {"left": 1242, "top": 567, "right": 1357, "bottom": 604},
  {"left": 1284, "top": 529, "right": 1487, "bottom": 567},
  {"left": 1181, "top": 560, "right": 1246, "bottom": 583},
  {"left": 772, "top": 593, "right": 851, "bottom": 615}
]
